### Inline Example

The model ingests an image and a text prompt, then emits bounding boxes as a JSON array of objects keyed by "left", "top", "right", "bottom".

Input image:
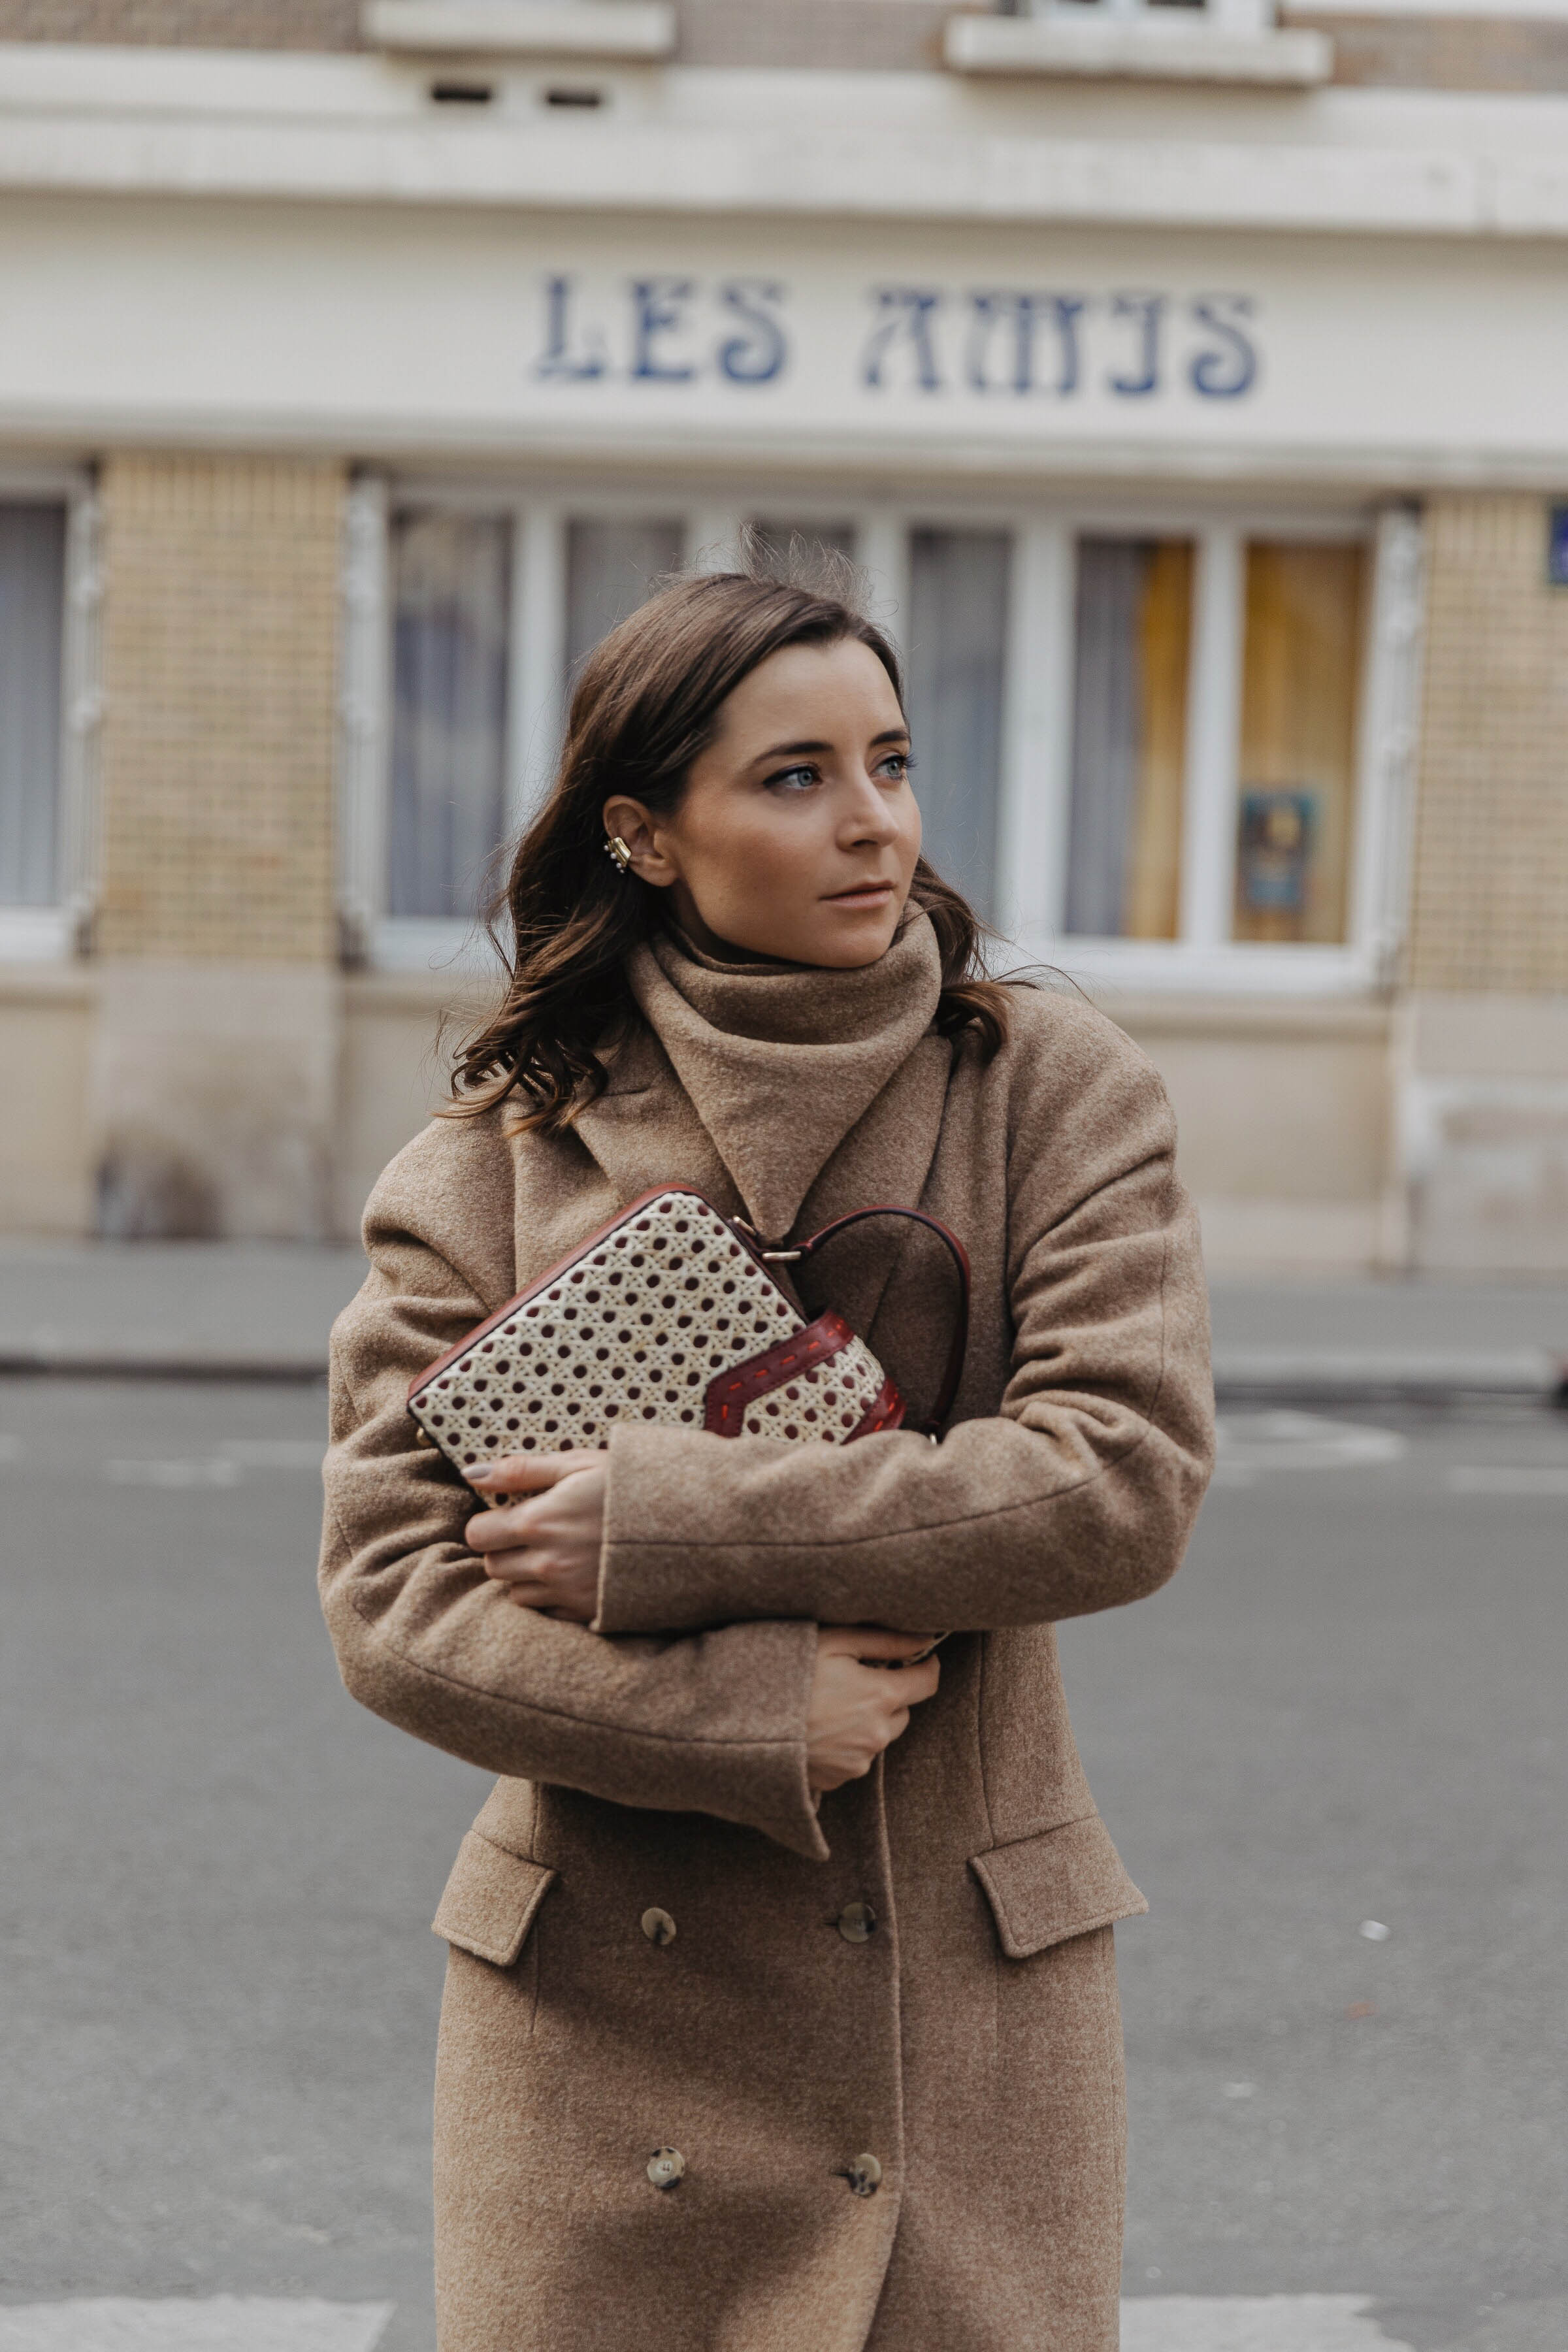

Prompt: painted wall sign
[
  {"left": 536, "top": 273, "right": 1258, "bottom": 401},
  {"left": 0, "top": 204, "right": 1563, "bottom": 465}
]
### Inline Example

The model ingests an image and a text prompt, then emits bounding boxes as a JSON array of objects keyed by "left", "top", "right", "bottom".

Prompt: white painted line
[
  {"left": 1215, "top": 1413, "right": 1407, "bottom": 1473},
  {"left": 1446, "top": 1464, "right": 1568, "bottom": 1497},
  {"left": 103, "top": 1460, "right": 242, "bottom": 1489},
  {"left": 218, "top": 1441, "right": 325, "bottom": 1469},
  {"left": 0, "top": 2302, "right": 393, "bottom": 2352},
  {"left": 1120, "top": 2298, "right": 1397, "bottom": 2351}
]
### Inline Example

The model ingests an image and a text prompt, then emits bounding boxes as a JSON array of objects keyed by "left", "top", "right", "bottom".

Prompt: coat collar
[{"left": 602, "top": 912, "right": 943, "bottom": 1243}]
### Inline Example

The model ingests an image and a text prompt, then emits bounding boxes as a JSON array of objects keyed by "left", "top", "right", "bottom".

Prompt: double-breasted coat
[{"left": 319, "top": 912, "right": 1214, "bottom": 2352}]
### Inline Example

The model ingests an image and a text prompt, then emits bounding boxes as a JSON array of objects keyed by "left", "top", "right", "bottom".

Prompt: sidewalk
[
  {"left": 1207, "top": 1277, "right": 1568, "bottom": 1404},
  {"left": 0, "top": 1241, "right": 367, "bottom": 1379},
  {"left": 2, "top": 1240, "right": 1565, "bottom": 1403}
]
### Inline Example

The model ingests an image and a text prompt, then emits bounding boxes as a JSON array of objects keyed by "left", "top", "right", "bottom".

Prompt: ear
[{"left": 601, "top": 796, "right": 680, "bottom": 890}]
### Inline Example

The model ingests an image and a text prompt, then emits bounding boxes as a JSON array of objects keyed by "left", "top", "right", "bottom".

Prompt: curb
[
  {"left": 0, "top": 1346, "right": 327, "bottom": 1382},
  {"left": 1214, "top": 1349, "right": 1568, "bottom": 1408},
  {"left": 4, "top": 1344, "right": 1565, "bottom": 1407}
]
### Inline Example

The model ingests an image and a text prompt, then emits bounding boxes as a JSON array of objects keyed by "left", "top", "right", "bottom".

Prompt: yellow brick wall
[
  {"left": 1407, "top": 493, "right": 1568, "bottom": 992},
  {"left": 97, "top": 451, "right": 346, "bottom": 962}
]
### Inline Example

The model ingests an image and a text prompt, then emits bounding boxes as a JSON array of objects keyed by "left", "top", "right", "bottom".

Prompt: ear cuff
[{"left": 604, "top": 834, "right": 634, "bottom": 875}]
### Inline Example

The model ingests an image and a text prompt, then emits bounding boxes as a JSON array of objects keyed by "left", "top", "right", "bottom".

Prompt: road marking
[
  {"left": 1120, "top": 2298, "right": 1397, "bottom": 2349},
  {"left": 103, "top": 1460, "right": 244, "bottom": 1488},
  {"left": 218, "top": 1440, "right": 325, "bottom": 1469},
  {"left": 1214, "top": 1412, "right": 1407, "bottom": 1483},
  {"left": 1446, "top": 1463, "right": 1568, "bottom": 1496},
  {"left": 98, "top": 1446, "right": 323, "bottom": 1486},
  {"left": 0, "top": 2303, "right": 392, "bottom": 2352}
]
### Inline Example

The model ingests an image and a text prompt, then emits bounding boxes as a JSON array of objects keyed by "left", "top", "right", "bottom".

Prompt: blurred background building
[{"left": 0, "top": 0, "right": 1565, "bottom": 1271}]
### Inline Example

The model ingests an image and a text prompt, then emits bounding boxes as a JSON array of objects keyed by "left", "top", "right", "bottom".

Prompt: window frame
[
  {"left": 341, "top": 475, "right": 1423, "bottom": 995},
  {"left": 1028, "top": 0, "right": 1275, "bottom": 28},
  {"left": 0, "top": 465, "right": 101, "bottom": 963},
  {"left": 1004, "top": 500, "right": 1424, "bottom": 994}
]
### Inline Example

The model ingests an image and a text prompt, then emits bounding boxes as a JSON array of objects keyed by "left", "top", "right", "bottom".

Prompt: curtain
[
  {"left": 0, "top": 502, "right": 66, "bottom": 907},
  {"left": 387, "top": 512, "right": 512, "bottom": 921},
  {"left": 564, "top": 519, "right": 684, "bottom": 684},
  {"left": 1066, "top": 537, "right": 1190, "bottom": 939},
  {"left": 749, "top": 519, "right": 858, "bottom": 568},
  {"left": 1235, "top": 542, "right": 1366, "bottom": 945},
  {"left": 904, "top": 529, "right": 1010, "bottom": 924}
]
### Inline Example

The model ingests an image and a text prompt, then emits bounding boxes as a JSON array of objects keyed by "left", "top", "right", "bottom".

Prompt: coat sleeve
[
  {"left": 318, "top": 1163, "right": 827, "bottom": 1863},
  {"left": 593, "top": 1024, "right": 1215, "bottom": 1639}
]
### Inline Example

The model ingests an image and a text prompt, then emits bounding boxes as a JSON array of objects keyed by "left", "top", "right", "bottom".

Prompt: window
[
  {"left": 1037, "top": 0, "right": 1206, "bottom": 14},
  {"left": 1066, "top": 538, "right": 1192, "bottom": 941},
  {"left": 348, "top": 485, "right": 1417, "bottom": 991},
  {"left": 387, "top": 510, "right": 511, "bottom": 921},
  {"left": 1233, "top": 542, "right": 1366, "bottom": 946},
  {"left": 1024, "top": 0, "right": 1272, "bottom": 23},
  {"left": 750, "top": 519, "right": 858, "bottom": 567},
  {"left": 905, "top": 530, "right": 1010, "bottom": 923},
  {"left": 1052, "top": 525, "right": 1382, "bottom": 975},
  {"left": 564, "top": 518, "right": 682, "bottom": 682},
  {"left": 0, "top": 501, "right": 67, "bottom": 909}
]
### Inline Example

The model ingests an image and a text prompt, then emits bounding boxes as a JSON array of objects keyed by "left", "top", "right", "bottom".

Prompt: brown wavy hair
[{"left": 448, "top": 561, "right": 1011, "bottom": 1131}]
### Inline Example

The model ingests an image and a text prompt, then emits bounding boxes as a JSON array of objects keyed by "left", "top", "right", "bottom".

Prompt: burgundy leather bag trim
[
  {"left": 705, "top": 1310, "right": 849, "bottom": 1431},
  {"left": 845, "top": 1375, "right": 906, "bottom": 1443},
  {"left": 704, "top": 1311, "right": 909, "bottom": 1441}
]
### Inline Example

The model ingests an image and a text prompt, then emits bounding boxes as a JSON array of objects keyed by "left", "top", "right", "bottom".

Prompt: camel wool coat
[{"left": 319, "top": 911, "right": 1214, "bottom": 2352}]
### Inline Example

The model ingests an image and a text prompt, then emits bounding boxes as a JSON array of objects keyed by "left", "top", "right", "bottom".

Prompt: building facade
[{"left": 1, "top": 0, "right": 1566, "bottom": 1268}]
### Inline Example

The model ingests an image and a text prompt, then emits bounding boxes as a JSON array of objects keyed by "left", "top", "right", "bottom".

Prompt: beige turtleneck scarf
[
  {"left": 567, "top": 909, "right": 958, "bottom": 1355},
  {"left": 623, "top": 911, "right": 943, "bottom": 1245}
]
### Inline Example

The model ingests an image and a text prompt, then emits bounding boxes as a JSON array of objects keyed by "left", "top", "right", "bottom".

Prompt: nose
[{"left": 839, "top": 768, "right": 900, "bottom": 847}]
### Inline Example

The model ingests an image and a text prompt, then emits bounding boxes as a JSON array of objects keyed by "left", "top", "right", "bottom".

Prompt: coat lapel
[
  {"left": 570, "top": 1025, "right": 741, "bottom": 1219},
  {"left": 792, "top": 1033, "right": 955, "bottom": 1354}
]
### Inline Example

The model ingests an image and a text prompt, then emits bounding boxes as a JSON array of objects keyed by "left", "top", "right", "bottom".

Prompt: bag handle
[{"left": 743, "top": 1205, "right": 971, "bottom": 1438}]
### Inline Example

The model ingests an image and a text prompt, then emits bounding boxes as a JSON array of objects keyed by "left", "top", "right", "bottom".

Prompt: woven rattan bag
[{"left": 408, "top": 1184, "right": 968, "bottom": 1499}]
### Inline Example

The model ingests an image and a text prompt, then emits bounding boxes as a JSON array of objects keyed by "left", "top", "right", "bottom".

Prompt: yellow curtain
[
  {"left": 1234, "top": 542, "right": 1367, "bottom": 945},
  {"left": 1124, "top": 540, "right": 1192, "bottom": 941}
]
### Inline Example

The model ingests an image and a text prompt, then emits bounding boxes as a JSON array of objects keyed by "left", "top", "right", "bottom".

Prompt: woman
[{"left": 319, "top": 561, "right": 1213, "bottom": 2352}]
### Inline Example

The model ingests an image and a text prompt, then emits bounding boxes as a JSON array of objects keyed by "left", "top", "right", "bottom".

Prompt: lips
[{"left": 826, "top": 881, "right": 895, "bottom": 903}]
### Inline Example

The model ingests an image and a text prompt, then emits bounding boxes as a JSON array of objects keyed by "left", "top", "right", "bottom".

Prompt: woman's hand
[
  {"left": 806, "top": 1627, "right": 941, "bottom": 1795},
  {"left": 465, "top": 1452, "right": 606, "bottom": 1624}
]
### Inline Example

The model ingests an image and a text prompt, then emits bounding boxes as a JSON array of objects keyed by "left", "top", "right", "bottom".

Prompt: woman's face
[{"left": 602, "top": 637, "right": 923, "bottom": 968}]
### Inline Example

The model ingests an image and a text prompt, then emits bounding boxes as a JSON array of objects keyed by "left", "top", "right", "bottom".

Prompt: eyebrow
[{"left": 753, "top": 726, "right": 910, "bottom": 762}]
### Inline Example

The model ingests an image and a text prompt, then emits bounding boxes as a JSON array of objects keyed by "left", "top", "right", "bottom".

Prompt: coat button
[
  {"left": 837, "top": 1900, "right": 876, "bottom": 1944},
  {"left": 843, "top": 2153, "right": 883, "bottom": 2198},
  {"left": 641, "top": 1907, "right": 677, "bottom": 1946},
  {"left": 647, "top": 2147, "right": 685, "bottom": 2190}
]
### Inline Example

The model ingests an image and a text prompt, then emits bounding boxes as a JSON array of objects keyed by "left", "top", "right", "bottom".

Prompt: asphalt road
[{"left": 1, "top": 1380, "right": 1565, "bottom": 2350}]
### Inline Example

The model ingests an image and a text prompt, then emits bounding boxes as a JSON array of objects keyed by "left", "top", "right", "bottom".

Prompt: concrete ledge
[
  {"left": 943, "top": 13, "right": 1333, "bottom": 84},
  {"left": 1108, "top": 992, "right": 1392, "bottom": 1043},
  {"left": 0, "top": 960, "right": 97, "bottom": 1007},
  {"left": 363, "top": 0, "right": 676, "bottom": 59},
  {"left": 1196, "top": 1196, "right": 1391, "bottom": 1276}
]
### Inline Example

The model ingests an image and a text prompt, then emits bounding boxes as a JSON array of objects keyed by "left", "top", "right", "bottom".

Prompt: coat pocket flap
[
  {"left": 432, "top": 1831, "right": 556, "bottom": 1967},
  {"left": 970, "top": 1815, "right": 1147, "bottom": 1960}
]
